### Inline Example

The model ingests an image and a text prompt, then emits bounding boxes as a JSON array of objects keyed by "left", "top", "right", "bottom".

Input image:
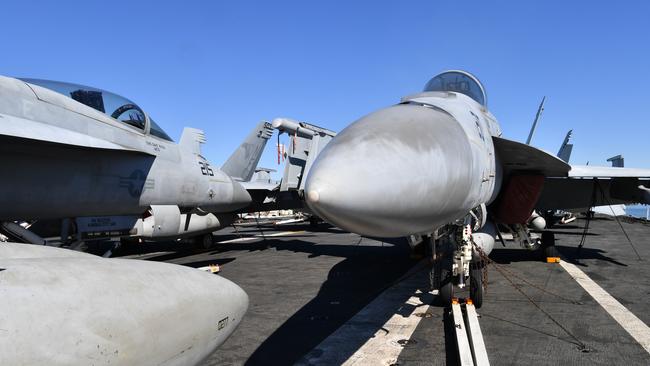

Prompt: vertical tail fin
[
  {"left": 221, "top": 121, "right": 274, "bottom": 182},
  {"left": 607, "top": 155, "right": 624, "bottom": 167},
  {"left": 179, "top": 128, "right": 207, "bottom": 155},
  {"left": 557, "top": 129, "right": 573, "bottom": 163}
]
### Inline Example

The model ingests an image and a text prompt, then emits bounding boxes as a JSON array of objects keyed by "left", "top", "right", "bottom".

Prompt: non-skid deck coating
[{"left": 117, "top": 216, "right": 650, "bottom": 365}]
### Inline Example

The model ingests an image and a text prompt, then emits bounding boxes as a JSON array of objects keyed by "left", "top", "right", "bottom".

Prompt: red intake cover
[{"left": 494, "top": 175, "right": 545, "bottom": 224}]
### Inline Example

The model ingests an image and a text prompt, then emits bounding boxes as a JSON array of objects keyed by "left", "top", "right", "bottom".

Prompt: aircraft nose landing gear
[{"left": 428, "top": 222, "right": 485, "bottom": 309}]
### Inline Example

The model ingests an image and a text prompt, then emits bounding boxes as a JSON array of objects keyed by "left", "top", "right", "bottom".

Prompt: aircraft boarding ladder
[{"left": 451, "top": 299, "right": 490, "bottom": 366}]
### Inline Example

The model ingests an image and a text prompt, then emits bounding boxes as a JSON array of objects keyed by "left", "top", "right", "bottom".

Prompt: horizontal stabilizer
[{"left": 492, "top": 136, "right": 571, "bottom": 177}]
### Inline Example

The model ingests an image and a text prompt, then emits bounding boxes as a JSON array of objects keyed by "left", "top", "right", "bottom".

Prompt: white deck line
[
  {"left": 452, "top": 302, "right": 474, "bottom": 366},
  {"left": 465, "top": 303, "right": 490, "bottom": 366},
  {"left": 257, "top": 230, "right": 305, "bottom": 237},
  {"left": 217, "top": 231, "right": 305, "bottom": 244},
  {"left": 297, "top": 265, "right": 430, "bottom": 365},
  {"left": 217, "top": 237, "right": 257, "bottom": 244},
  {"left": 560, "top": 260, "right": 650, "bottom": 354}
]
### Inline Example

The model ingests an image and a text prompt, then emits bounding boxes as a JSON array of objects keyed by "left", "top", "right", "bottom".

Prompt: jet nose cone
[
  {"left": 224, "top": 276, "right": 249, "bottom": 321},
  {"left": 192, "top": 271, "right": 249, "bottom": 356},
  {"left": 305, "top": 104, "right": 475, "bottom": 237}
]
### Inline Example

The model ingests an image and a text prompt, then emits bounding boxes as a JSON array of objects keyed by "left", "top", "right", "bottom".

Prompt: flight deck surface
[{"left": 117, "top": 216, "right": 650, "bottom": 365}]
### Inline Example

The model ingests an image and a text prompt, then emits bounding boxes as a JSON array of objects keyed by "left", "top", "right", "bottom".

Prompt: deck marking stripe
[
  {"left": 217, "top": 231, "right": 305, "bottom": 243},
  {"left": 120, "top": 251, "right": 175, "bottom": 259},
  {"left": 297, "top": 263, "right": 430, "bottom": 365},
  {"left": 255, "top": 230, "right": 305, "bottom": 237},
  {"left": 217, "top": 237, "right": 257, "bottom": 244},
  {"left": 452, "top": 302, "right": 474, "bottom": 366},
  {"left": 560, "top": 260, "right": 650, "bottom": 354},
  {"left": 465, "top": 303, "right": 490, "bottom": 365},
  {"left": 340, "top": 291, "right": 430, "bottom": 366}
]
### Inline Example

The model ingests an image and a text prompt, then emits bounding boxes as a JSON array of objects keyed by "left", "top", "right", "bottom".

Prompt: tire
[
  {"left": 120, "top": 237, "right": 138, "bottom": 247},
  {"left": 540, "top": 231, "right": 558, "bottom": 259},
  {"left": 470, "top": 264, "right": 484, "bottom": 309},
  {"left": 543, "top": 244, "right": 559, "bottom": 258},
  {"left": 309, "top": 217, "right": 319, "bottom": 228},
  {"left": 196, "top": 233, "right": 214, "bottom": 250}
]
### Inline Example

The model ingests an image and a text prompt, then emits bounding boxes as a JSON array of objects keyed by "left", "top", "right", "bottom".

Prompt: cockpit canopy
[
  {"left": 423, "top": 70, "right": 487, "bottom": 107},
  {"left": 20, "top": 78, "right": 173, "bottom": 141}
]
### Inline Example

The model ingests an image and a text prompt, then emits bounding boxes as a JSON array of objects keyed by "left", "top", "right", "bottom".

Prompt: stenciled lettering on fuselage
[
  {"left": 217, "top": 317, "right": 229, "bottom": 330},
  {"left": 470, "top": 110, "right": 485, "bottom": 142},
  {"left": 199, "top": 161, "right": 215, "bottom": 176},
  {"left": 145, "top": 140, "right": 167, "bottom": 152}
]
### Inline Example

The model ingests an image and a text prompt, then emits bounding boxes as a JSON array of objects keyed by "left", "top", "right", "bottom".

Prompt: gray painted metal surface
[
  {"left": 0, "top": 75, "right": 273, "bottom": 221},
  {"left": 303, "top": 70, "right": 650, "bottom": 238},
  {"left": 273, "top": 118, "right": 336, "bottom": 193},
  {"left": 305, "top": 85, "right": 500, "bottom": 237},
  {"left": 0, "top": 242, "right": 248, "bottom": 365},
  {"left": 0, "top": 75, "right": 280, "bottom": 242},
  {"left": 525, "top": 96, "right": 546, "bottom": 145},
  {"left": 222, "top": 121, "right": 274, "bottom": 182},
  {"left": 557, "top": 130, "right": 573, "bottom": 163},
  {"left": 607, "top": 154, "right": 625, "bottom": 167}
]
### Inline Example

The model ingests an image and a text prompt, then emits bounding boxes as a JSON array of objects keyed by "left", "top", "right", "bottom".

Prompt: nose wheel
[
  {"left": 437, "top": 259, "right": 454, "bottom": 306},
  {"left": 434, "top": 257, "right": 483, "bottom": 308},
  {"left": 429, "top": 224, "right": 485, "bottom": 309},
  {"left": 469, "top": 264, "right": 484, "bottom": 308}
]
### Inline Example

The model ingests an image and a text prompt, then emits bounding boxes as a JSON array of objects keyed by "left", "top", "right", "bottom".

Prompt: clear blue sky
[{"left": 2, "top": 1, "right": 649, "bottom": 174}]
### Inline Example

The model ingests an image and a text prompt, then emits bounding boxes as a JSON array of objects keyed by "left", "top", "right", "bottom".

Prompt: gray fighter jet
[
  {"left": 304, "top": 70, "right": 650, "bottom": 307},
  {"left": 0, "top": 76, "right": 262, "bottom": 364},
  {"left": 0, "top": 76, "right": 273, "bottom": 245},
  {"left": 0, "top": 242, "right": 247, "bottom": 365}
]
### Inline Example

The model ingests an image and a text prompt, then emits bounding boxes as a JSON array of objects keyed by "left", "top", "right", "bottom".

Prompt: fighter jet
[
  {"left": 0, "top": 76, "right": 273, "bottom": 246},
  {"left": 0, "top": 242, "right": 247, "bottom": 365},
  {"left": 303, "top": 70, "right": 650, "bottom": 307}
]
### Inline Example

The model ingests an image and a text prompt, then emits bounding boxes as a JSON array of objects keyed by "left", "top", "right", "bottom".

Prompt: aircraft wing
[
  {"left": 568, "top": 165, "right": 650, "bottom": 178},
  {"left": 240, "top": 181, "right": 278, "bottom": 191},
  {"left": 536, "top": 166, "right": 650, "bottom": 211},
  {"left": 492, "top": 136, "right": 570, "bottom": 176},
  {"left": 492, "top": 137, "right": 650, "bottom": 211}
]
